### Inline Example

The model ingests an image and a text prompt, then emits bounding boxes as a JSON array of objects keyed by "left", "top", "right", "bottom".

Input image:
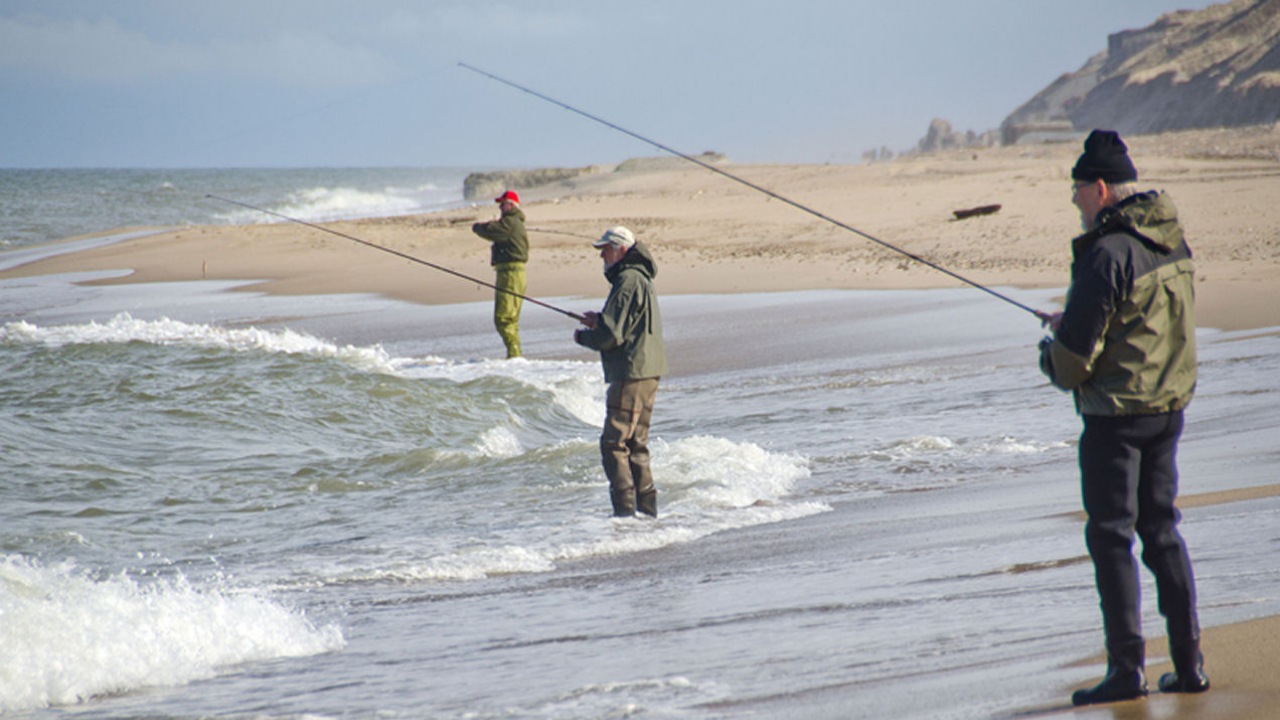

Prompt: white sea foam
[
  {"left": 893, "top": 435, "right": 957, "bottom": 453},
  {"left": 660, "top": 435, "right": 812, "bottom": 509},
  {"left": 325, "top": 546, "right": 560, "bottom": 584},
  {"left": 275, "top": 186, "right": 423, "bottom": 222},
  {"left": 520, "top": 675, "right": 729, "bottom": 719},
  {"left": 474, "top": 425, "right": 525, "bottom": 458},
  {"left": 980, "top": 435, "right": 1070, "bottom": 455},
  {"left": 395, "top": 356, "right": 603, "bottom": 426},
  {"left": 0, "top": 313, "right": 398, "bottom": 372},
  {"left": 214, "top": 183, "right": 448, "bottom": 225},
  {"left": 865, "top": 434, "right": 1066, "bottom": 464},
  {"left": 311, "top": 434, "right": 822, "bottom": 585},
  {"left": 0, "top": 555, "right": 345, "bottom": 713}
]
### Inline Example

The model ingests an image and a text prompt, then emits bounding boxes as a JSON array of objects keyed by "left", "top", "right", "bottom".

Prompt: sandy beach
[
  {"left": 4, "top": 127, "right": 1279, "bottom": 717},
  {"left": 7, "top": 127, "right": 1280, "bottom": 331}
]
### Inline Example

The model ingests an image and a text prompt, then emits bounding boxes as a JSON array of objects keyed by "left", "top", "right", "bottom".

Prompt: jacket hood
[
  {"left": 606, "top": 240, "right": 658, "bottom": 281},
  {"left": 1090, "top": 190, "right": 1184, "bottom": 253}
]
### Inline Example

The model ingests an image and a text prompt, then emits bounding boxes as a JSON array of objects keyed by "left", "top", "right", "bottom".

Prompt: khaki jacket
[
  {"left": 471, "top": 207, "right": 529, "bottom": 265},
  {"left": 575, "top": 241, "right": 668, "bottom": 383},
  {"left": 1040, "top": 191, "right": 1196, "bottom": 415}
]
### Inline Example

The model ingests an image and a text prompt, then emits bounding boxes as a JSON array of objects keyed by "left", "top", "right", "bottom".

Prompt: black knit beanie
[{"left": 1072, "top": 130, "right": 1138, "bottom": 183}]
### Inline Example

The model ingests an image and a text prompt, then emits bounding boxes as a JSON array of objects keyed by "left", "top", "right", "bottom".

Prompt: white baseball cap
[{"left": 593, "top": 226, "right": 635, "bottom": 249}]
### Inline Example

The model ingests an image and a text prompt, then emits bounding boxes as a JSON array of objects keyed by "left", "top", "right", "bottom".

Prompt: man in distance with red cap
[{"left": 472, "top": 190, "right": 529, "bottom": 358}]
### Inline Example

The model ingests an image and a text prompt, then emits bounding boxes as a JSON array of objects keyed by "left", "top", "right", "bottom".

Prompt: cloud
[
  {"left": 0, "top": 14, "right": 397, "bottom": 87},
  {"left": 212, "top": 32, "right": 399, "bottom": 87},
  {"left": 438, "top": 4, "right": 592, "bottom": 37},
  {"left": 372, "top": 3, "right": 593, "bottom": 42},
  {"left": 0, "top": 16, "right": 156, "bottom": 83}
]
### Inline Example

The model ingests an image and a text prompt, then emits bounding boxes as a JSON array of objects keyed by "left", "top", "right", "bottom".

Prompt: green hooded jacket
[
  {"left": 574, "top": 240, "right": 668, "bottom": 383},
  {"left": 471, "top": 207, "right": 529, "bottom": 266},
  {"left": 1040, "top": 191, "right": 1197, "bottom": 416}
]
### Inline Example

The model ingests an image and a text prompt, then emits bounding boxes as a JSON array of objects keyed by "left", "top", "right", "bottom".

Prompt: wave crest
[{"left": 0, "top": 555, "right": 344, "bottom": 712}]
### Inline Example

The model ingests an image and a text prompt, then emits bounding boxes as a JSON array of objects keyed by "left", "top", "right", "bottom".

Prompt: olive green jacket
[
  {"left": 574, "top": 241, "right": 668, "bottom": 383},
  {"left": 471, "top": 207, "right": 529, "bottom": 266},
  {"left": 1040, "top": 191, "right": 1197, "bottom": 416}
]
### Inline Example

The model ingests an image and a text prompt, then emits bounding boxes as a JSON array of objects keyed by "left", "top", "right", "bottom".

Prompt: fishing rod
[
  {"left": 206, "top": 194, "right": 587, "bottom": 323},
  {"left": 458, "top": 62, "right": 1049, "bottom": 322}
]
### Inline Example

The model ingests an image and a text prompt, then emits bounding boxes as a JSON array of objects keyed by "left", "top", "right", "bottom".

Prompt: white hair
[{"left": 1105, "top": 181, "right": 1140, "bottom": 202}]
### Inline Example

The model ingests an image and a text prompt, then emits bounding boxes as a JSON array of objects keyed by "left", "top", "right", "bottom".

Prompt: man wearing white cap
[
  {"left": 574, "top": 226, "right": 668, "bottom": 517},
  {"left": 471, "top": 190, "right": 528, "bottom": 358}
]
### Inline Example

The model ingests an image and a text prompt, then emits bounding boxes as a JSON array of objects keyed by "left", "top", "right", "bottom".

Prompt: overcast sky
[{"left": 0, "top": 0, "right": 1218, "bottom": 169}]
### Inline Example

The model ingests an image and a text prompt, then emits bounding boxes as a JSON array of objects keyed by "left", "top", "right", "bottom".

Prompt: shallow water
[{"left": 3, "top": 262, "right": 1278, "bottom": 718}]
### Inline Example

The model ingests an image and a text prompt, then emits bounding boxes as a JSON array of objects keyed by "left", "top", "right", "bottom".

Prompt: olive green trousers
[{"left": 493, "top": 262, "right": 525, "bottom": 358}]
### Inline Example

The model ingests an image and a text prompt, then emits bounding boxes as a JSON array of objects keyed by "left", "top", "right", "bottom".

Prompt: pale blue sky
[{"left": 0, "top": 1, "right": 1217, "bottom": 168}]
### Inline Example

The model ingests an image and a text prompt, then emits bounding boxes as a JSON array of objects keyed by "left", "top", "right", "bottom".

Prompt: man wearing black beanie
[
  {"left": 1039, "top": 129, "right": 1209, "bottom": 706},
  {"left": 1071, "top": 129, "right": 1138, "bottom": 184}
]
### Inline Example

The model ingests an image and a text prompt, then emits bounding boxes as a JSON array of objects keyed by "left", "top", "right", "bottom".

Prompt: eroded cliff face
[
  {"left": 461, "top": 153, "right": 727, "bottom": 201},
  {"left": 463, "top": 166, "right": 604, "bottom": 202},
  {"left": 1003, "top": 0, "right": 1280, "bottom": 143}
]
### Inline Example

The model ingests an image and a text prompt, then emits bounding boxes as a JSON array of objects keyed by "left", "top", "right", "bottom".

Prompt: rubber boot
[
  {"left": 636, "top": 489, "right": 657, "bottom": 518},
  {"left": 1072, "top": 640, "right": 1148, "bottom": 706},
  {"left": 610, "top": 489, "right": 636, "bottom": 518},
  {"left": 1158, "top": 641, "right": 1210, "bottom": 694}
]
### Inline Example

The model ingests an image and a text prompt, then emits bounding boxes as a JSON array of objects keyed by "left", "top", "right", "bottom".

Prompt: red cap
[{"left": 495, "top": 190, "right": 520, "bottom": 204}]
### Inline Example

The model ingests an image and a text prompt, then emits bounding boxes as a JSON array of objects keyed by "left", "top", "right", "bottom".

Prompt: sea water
[
  {"left": 0, "top": 167, "right": 473, "bottom": 251},
  {"left": 2, "top": 175, "right": 1279, "bottom": 719}
]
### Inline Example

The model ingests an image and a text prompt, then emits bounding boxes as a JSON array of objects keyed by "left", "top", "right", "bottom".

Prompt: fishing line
[
  {"left": 206, "top": 194, "right": 587, "bottom": 323},
  {"left": 458, "top": 62, "right": 1048, "bottom": 321},
  {"left": 528, "top": 226, "right": 600, "bottom": 241}
]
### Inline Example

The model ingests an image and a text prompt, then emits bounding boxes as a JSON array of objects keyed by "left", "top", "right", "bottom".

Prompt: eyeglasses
[{"left": 1072, "top": 181, "right": 1094, "bottom": 196}]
